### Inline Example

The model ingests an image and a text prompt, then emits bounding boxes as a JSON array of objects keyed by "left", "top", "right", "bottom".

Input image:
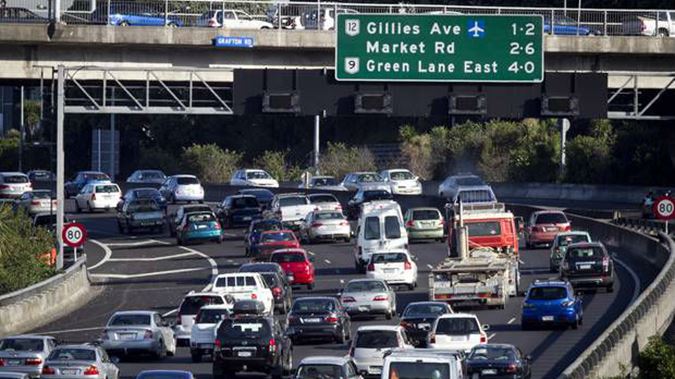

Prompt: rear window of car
[
  {"left": 261, "top": 232, "right": 295, "bottom": 242},
  {"left": 32, "top": 191, "right": 52, "bottom": 199},
  {"left": 141, "top": 171, "right": 164, "bottom": 179},
  {"left": 179, "top": 296, "right": 224, "bottom": 314},
  {"left": 108, "top": 314, "right": 151, "bottom": 326},
  {"left": 456, "top": 177, "right": 484, "bottom": 186},
  {"left": 48, "top": 349, "right": 96, "bottom": 361},
  {"left": 557, "top": 234, "right": 590, "bottom": 246},
  {"left": 292, "top": 299, "right": 336, "bottom": 313},
  {"left": 467, "top": 221, "right": 501, "bottom": 237},
  {"left": 315, "top": 212, "right": 344, "bottom": 221},
  {"left": 535, "top": 213, "right": 568, "bottom": 224},
  {"left": 435, "top": 317, "right": 480, "bottom": 335},
  {"left": 384, "top": 216, "right": 401, "bottom": 239},
  {"left": 364, "top": 216, "right": 380, "bottom": 240},
  {"left": 297, "top": 364, "right": 342, "bottom": 379},
  {"left": 363, "top": 190, "right": 393, "bottom": 201},
  {"left": 371, "top": 252, "right": 406, "bottom": 263},
  {"left": 388, "top": 362, "right": 450, "bottom": 379},
  {"left": 95, "top": 184, "right": 119, "bottom": 193},
  {"left": 260, "top": 273, "right": 278, "bottom": 287},
  {"left": 469, "top": 346, "right": 516, "bottom": 360},
  {"left": 85, "top": 173, "right": 109, "bottom": 181},
  {"left": 188, "top": 213, "right": 215, "bottom": 223},
  {"left": 279, "top": 197, "right": 308, "bottom": 207},
  {"left": 403, "top": 304, "right": 448, "bottom": 317},
  {"left": 311, "top": 178, "right": 338, "bottom": 186},
  {"left": 567, "top": 247, "right": 603, "bottom": 259},
  {"left": 177, "top": 177, "right": 199, "bottom": 185},
  {"left": 252, "top": 221, "right": 282, "bottom": 233},
  {"left": 232, "top": 197, "right": 259, "bottom": 208},
  {"left": 412, "top": 210, "right": 440, "bottom": 220},
  {"left": 309, "top": 194, "right": 338, "bottom": 203},
  {"left": 357, "top": 173, "right": 381, "bottom": 182},
  {"left": 390, "top": 171, "right": 414, "bottom": 180},
  {"left": 247, "top": 171, "right": 271, "bottom": 180},
  {"left": 345, "top": 281, "right": 385, "bottom": 293},
  {"left": 0, "top": 338, "right": 44, "bottom": 352},
  {"left": 128, "top": 200, "right": 160, "bottom": 212},
  {"left": 271, "top": 253, "right": 305, "bottom": 263},
  {"left": 219, "top": 319, "right": 270, "bottom": 338},
  {"left": 215, "top": 276, "right": 257, "bottom": 288},
  {"left": 134, "top": 189, "right": 157, "bottom": 198},
  {"left": 528, "top": 286, "right": 567, "bottom": 300},
  {"left": 355, "top": 331, "right": 398, "bottom": 348},
  {"left": 196, "top": 309, "right": 228, "bottom": 324}
]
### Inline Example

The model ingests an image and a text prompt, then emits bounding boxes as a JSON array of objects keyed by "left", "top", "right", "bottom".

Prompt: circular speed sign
[
  {"left": 653, "top": 196, "right": 675, "bottom": 221},
  {"left": 62, "top": 222, "right": 88, "bottom": 248}
]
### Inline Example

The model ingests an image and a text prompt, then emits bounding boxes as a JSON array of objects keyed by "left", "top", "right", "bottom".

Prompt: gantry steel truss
[{"left": 607, "top": 72, "right": 675, "bottom": 121}]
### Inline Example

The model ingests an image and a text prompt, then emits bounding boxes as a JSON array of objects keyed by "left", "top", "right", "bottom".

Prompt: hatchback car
[
  {"left": 230, "top": 169, "right": 279, "bottom": 188},
  {"left": 399, "top": 302, "right": 453, "bottom": 347},
  {"left": 245, "top": 219, "right": 284, "bottom": 256},
  {"left": 254, "top": 230, "right": 301, "bottom": 260},
  {"left": 167, "top": 204, "right": 213, "bottom": 237},
  {"left": 287, "top": 297, "right": 351, "bottom": 344},
  {"left": 27, "top": 170, "right": 54, "bottom": 183},
  {"left": 74, "top": 182, "right": 121, "bottom": 212},
  {"left": 466, "top": 344, "right": 532, "bottom": 379},
  {"left": 340, "top": 172, "right": 384, "bottom": 192},
  {"left": 559, "top": 242, "right": 614, "bottom": 292},
  {"left": 365, "top": 250, "right": 418, "bottom": 290},
  {"left": 174, "top": 292, "right": 234, "bottom": 347},
  {"left": 379, "top": 169, "right": 422, "bottom": 195},
  {"left": 349, "top": 326, "right": 413, "bottom": 377},
  {"left": 65, "top": 171, "right": 110, "bottom": 198},
  {"left": 239, "top": 263, "right": 293, "bottom": 314},
  {"left": 0, "top": 335, "right": 57, "bottom": 378},
  {"left": 0, "top": 172, "right": 31, "bottom": 199},
  {"left": 100, "top": 311, "right": 176, "bottom": 359},
  {"left": 295, "top": 356, "right": 361, "bottom": 379},
  {"left": 299, "top": 210, "right": 351, "bottom": 243},
  {"left": 339, "top": 279, "right": 396, "bottom": 320},
  {"left": 525, "top": 211, "right": 571, "bottom": 248},
  {"left": 41, "top": 344, "right": 119, "bottom": 379},
  {"left": 270, "top": 249, "right": 315, "bottom": 289},
  {"left": 14, "top": 190, "right": 56, "bottom": 215},
  {"left": 116, "top": 199, "right": 165, "bottom": 234},
  {"left": 215, "top": 195, "right": 262, "bottom": 228},
  {"left": 437, "top": 174, "right": 485, "bottom": 199},
  {"left": 521, "top": 280, "right": 583, "bottom": 330},
  {"left": 549, "top": 231, "right": 592, "bottom": 272},
  {"left": 428, "top": 313, "right": 489, "bottom": 353},
  {"left": 176, "top": 211, "right": 222, "bottom": 245},
  {"left": 126, "top": 170, "right": 167, "bottom": 184},
  {"left": 404, "top": 207, "right": 444, "bottom": 241},
  {"left": 159, "top": 175, "right": 205, "bottom": 204},
  {"left": 189, "top": 305, "right": 230, "bottom": 362},
  {"left": 118, "top": 188, "right": 167, "bottom": 210}
]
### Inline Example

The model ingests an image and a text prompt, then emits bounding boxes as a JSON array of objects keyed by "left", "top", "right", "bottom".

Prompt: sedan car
[
  {"left": 543, "top": 15, "right": 599, "bottom": 35},
  {"left": 159, "top": 175, "right": 204, "bottom": 204},
  {"left": 0, "top": 335, "right": 57, "bottom": 378},
  {"left": 366, "top": 250, "right": 417, "bottom": 290},
  {"left": 287, "top": 297, "right": 351, "bottom": 344},
  {"left": 74, "top": 182, "right": 121, "bottom": 212},
  {"left": 525, "top": 210, "right": 571, "bottom": 248},
  {"left": 298, "top": 176, "right": 347, "bottom": 191},
  {"left": 404, "top": 207, "right": 444, "bottom": 241},
  {"left": 135, "top": 371, "right": 194, "bottom": 379},
  {"left": 340, "top": 172, "right": 384, "bottom": 192},
  {"left": 167, "top": 204, "right": 212, "bottom": 237},
  {"left": 176, "top": 211, "right": 222, "bottom": 245},
  {"left": 339, "top": 279, "right": 396, "bottom": 320},
  {"left": 118, "top": 188, "right": 167, "bottom": 210},
  {"left": 295, "top": 356, "right": 361, "bottom": 379},
  {"left": 116, "top": 199, "right": 165, "bottom": 234},
  {"left": 0, "top": 172, "right": 32, "bottom": 199},
  {"left": 270, "top": 249, "right": 315, "bottom": 290},
  {"left": 299, "top": 210, "right": 351, "bottom": 243},
  {"left": 379, "top": 169, "right": 422, "bottom": 195},
  {"left": 239, "top": 262, "right": 293, "bottom": 314},
  {"left": 27, "top": 170, "right": 54, "bottom": 183},
  {"left": 245, "top": 219, "right": 284, "bottom": 257},
  {"left": 350, "top": 326, "right": 413, "bottom": 377},
  {"left": 14, "top": 190, "right": 56, "bottom": 215},
  {"left": 108, "top": 5, "right": 183, "bottom": 27},
  {"left": 126, "top": 170, "right": 167, "bottom": 185},
  {"left": 100, "top": 311, "right": 176, "bottom": 359},
  {"left": 549, "top": 231, "right": 592, "bottom": 272},
  {"left": 559, "top": 242, "right": 614, "bottom": 292},
  {"left": 197, "top": 9, "right": 273, "bottom": 29},
  {"left": 253, "top": 230, "right": 301, "bottom": 260},
  {"left": 238, "top": 188, "right": 275, "bottom": 209},
  {"left": 521, "top": 280, "right": 583, "bottom": 330},
  {"left": 307, "top": 193, "right": 343, "bottom": 212},
  {"left": 65, "top": 171, "right": 110, "bottom": 198},
  {"left": 215, "top": 195, "right": 262, "bottom": 228},
  {"left": 438, "top": 174, "right": 485, "bottom": 199},
  {"left": 230, "top": 169, "right": 279, "bottom": 188},
  {"left": 466, "top": 344, "right": 532, "bottom": 379},
  {"left": 41, "top": 344, "right": 119, "bottom": 379},
  {"left": 399, "top": 302, "right": 453, "bottom": 347}
]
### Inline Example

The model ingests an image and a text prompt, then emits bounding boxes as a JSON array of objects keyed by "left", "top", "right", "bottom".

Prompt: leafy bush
[
  {"left": 0, "top": 204, "right": 55, "bottom": 295},
  {"left": 181, "top": 144, "right": 242, "bottom": 183},
  {"left": 399, "top": 125, "right": 449, "bottom": 180},
  {"left": 137, "top": 146, "right": 181, "bottom": 175},
  {"left": 565, "top": 120, "right": 616, "bottom": 184},
  {"left": 253, "top": 150, "right": 303, "bottom": 182},
  {"left": 318, "top": 142, "right": 376, "bottom": 179},
  {"left": 638, "top": 336, "right": 675, "bottom": 379},
  {"left": 0, "top": 130, "right": 20, "bottom": 171}
]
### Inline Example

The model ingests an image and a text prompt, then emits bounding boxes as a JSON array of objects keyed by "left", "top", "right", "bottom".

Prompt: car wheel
[
  {"left": 167, "top": 22, "right": 178, "bottom": 28},
  {"left": 191, "top": 352, "right": 201, "bottom": 363},
  {"left": 607, "top": 284, "right": 614, "bottom": 293},
  {"left": 658, "top": 28, "right": 669, "bottom": 37},
  {"left": 119, "top": 20, "right": 129, "bottom": 26},
  {"left": 87, "top": 201, "right": 93, "bottom": 213},
  {"left": 283, "top": 349, "right": 293, "bottom": 375},
  {"left": 385, "top": 310, "right": 392, "bottom": 320},
  {"left": 307, "top": 282, "right": 314, "bottom": 290}
]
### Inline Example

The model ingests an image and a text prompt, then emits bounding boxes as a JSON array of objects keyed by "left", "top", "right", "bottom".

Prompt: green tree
[
  {"left": 181, "top": 144, "right": 242, "bottom": 183},
  {"left": 565, "top": 120, "right": 616, "bottom": 184},
  {"left": 0, "top": 130, "right": 20, "bottom": 171},
  {"left": 638, "top": 336, "right": 675, "bottom": 379},
  {"left": 318, "top": 142, "right": 376, "bottom": 179},
  {"left": 253, "top": 150, "right": 302, "bottom": 182}
]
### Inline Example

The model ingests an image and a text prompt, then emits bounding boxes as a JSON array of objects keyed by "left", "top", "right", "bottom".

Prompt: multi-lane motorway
[{"left": 31, "top": 200, "right": 640, "bottom": 379}]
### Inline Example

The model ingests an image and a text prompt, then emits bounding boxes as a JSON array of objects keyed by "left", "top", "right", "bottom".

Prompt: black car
[
  {"left": 167, "top": 204, "right": 213, "bottom": 237},
  {"left": 245, "top": 219, "right": 284, "bottom": 257},
  {"left": 559, "top": 242, "right": 614, "bottom": 292},
  {"left": 239, "top": 263, "right": 293, "bottom": 314},
  {"left": 27, "top": 170, "right": 55, "bottom": 183},
  {"left": 216, "top": 195, "right": 263, "bottom": 228},
  {"left": 238, "top": 188, "right": 275, "bottom": 209},
  {"left": 118, "top": 187, "right": 167, "bottom": 211},
  {"left": 65, "top": 171, "right": 111, "bottom": 197},
  {"left": 287, "top": 297, "right": 351, "bottom": 344},
  {"left": 399, "top": 301, "right": 453, "bottom": 347},
  {"left": 116, "top": 199, "right": 165, "bottom": 234},
  {"left": 0, "top": 7, "right": 48, "bottom": 23},
  {"left": 466, "top": 344, "right": 532, "bottom": 379},
  {"left": 213, "top": 315, "right": 292, "bottom": 379},
  {"left": 346, "top": 189, "right": 394, "bottom": 219}
]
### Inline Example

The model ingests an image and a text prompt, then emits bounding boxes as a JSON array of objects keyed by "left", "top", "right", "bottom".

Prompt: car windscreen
[
  {"left": 355, "top": 331, "right": 398, "bottom": 348},
  {"left": 535, "top": 213, "right": 568, "bottom": 224},
  {"left": 179, "top": 296, "right": 224, "bottom": 315},
  {"left": 456, "top": 177, "right": 484, "bottom": 186},
  {"left": 389, "top": 171, "right": 414, "bottom": 180},
  {"left": 403, "top": 304, "right": 448, "bottom": 317},
  {"left": 32, "top": 191, "right": 52, "bottom": 199},
  {"left": 196, "top": 309, "right": 228, "bottom": 324},
  {"left": 557, "top": 234, "right": 590, "bottom": 246},
  {"left": 457, "top": 189, "right": 494, "bottom": 203},
  {"left": 384, "top": 216, "right": 401, "bottom": 239},
  {"left": 371, "top": 252, "right": 406, "bottom": 264},
  {"left": 48, "top": 349, "right": 96, "bottom": 361},
  {"left": 108, "top": 314, "right": 151, "bottom": 326},
  {"left": 314, "top": 212, "right": 344, "bottom": 221},
  {"left": 309, "top": 194, "right": 338, "bottom": 203},
  {"left": 271, "top": 252, "right": 305, "bottom": 263},
  {"left": 95, "top": 185, "right": 119, "bottom": 193},
  {"left": 232, "top": 197, "right": 259, "bottom": 208},
  {"left": 311, "top": 178, "right": 338, "bottom": 186},
  {"left": 297, "top": 364, "right": 342, "bottom": 379},
  {"left": 261, "top": 232, "right": 294, "bottom": 242},
  {"left": 435, "top": 317, "right": 479, "bottom": 335},
  {"left": 128, "top": 200, "right": 160, "bottom": 212},
  {"left": 364, "top": 216, "right": 380, "bottom": 240},
  {"left": 467, "top": 221, "right": 501, "bottom": 237},
  {"left": 0, "top": 338, "right": 44, "bottom": 352},
  {"left": 528, "top": 286, "right": 567, "bottom": 300},
  {"left": 219, "top": 319, "right": 270, "bottom": 338},
  {"left": 363, "top": 191, "right": 393, "bottom": 201},
  {"left": 177, "top": 177, "right": 199, "bottom": 185},
  {"left": 247, "top": 171, "right": 271, "bottom": 180},
  {"left": 567, "top": 247, "right": 603, "bottom": 259},
  {"left": 85, "top": 173, "right": 109, "bottom": 181},
  {"left": 387, "top": 362, "right": 450, "bottom": 379},
  {"left": 292, "top": 299, "right": 336, "bottom": 313},
  {"left": 469, "top": 346, "right": 516, "bottom": 361},
  {"left": 345, "top": 281, "right": 386, "bottom": 293},
  {"left": 412, "top": 210, "right": 440, "bottom": 220},
  {"left": 279, "top": 197, "right": 308, "bottom": 207},
  {"left": 187, "top": 213, "right": 215, "bottom": 223},
  {"left": 252, "top": 221, "right": 282, "bottom": 233}
]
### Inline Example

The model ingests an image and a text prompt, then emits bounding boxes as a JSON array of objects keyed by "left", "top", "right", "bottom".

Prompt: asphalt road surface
[{"left": 31, "top": 202, "right": 640, "bottom": 379}]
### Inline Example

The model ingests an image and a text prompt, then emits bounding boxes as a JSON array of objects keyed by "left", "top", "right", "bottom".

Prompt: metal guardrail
[
  {"left": 2, "top": 0, "right": 675, "bottom": 37},
  {"left": 613, "top": 216, "right": 673, "bottom": 238}
]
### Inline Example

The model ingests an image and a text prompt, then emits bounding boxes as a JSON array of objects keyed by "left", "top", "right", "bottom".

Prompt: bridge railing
[{"left": 2, "top": 0, "right": 674, "bottom": 37}]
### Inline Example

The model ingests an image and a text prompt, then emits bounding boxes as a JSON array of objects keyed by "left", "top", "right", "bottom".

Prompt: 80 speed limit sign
[
  {"left": 653, "top": 196, "right": 675, "bottom": 221},
  {"left": 62, "top": 222, "right": 88, "bottom": 248}
]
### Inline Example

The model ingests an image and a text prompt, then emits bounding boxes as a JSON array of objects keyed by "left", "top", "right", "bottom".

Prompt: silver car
[
  {"left": 126, "top": 170, "right": 167, "bottom": 185},
  {"left": 350, "top": 326, "right": 413, "bottom": 377},
  {"left": 0, "top": 372, "right": 30, "bottom": 379},
  {"left": 299, "top": 210, "right": 351, "bottom": 243},
  {"left": 0, "top": 335, "right": 57, "bottom": 378},
  {"left": 339, "top": 279, "right": 396, "bottom": 319},
  {"left": 100, "top": 311, "right": 176, "bottom": 359},
  {"left": 307, "top": 193, "right": 343, "bottom": 212},
  {"left": 0, "top": 172, "right": 32, "bottom": 199},
  {"left": 41, "top": 344, "right": 119, "bottom": 379},
  {"left": 14, "top": 190, "right": 56, "bottom": 215}
]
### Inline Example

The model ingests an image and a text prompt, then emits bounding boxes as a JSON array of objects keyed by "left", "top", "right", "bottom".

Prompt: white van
[
  {"left": 354, "top": 200, "right": 408, "bottom": 273},
  {"left": 381, "top": 349, "right": 465, "bottom": 379}
]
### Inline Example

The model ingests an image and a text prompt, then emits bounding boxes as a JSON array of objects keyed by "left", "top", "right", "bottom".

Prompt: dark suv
[
  {"left": 239, "top": 263, "right": 293, "bottom": 314},
  {"left": 559, "top": 242, "right": 614, "bottom": 292},
  {"left": 213, "top": 315, "right": 292, "bottom": 379}
]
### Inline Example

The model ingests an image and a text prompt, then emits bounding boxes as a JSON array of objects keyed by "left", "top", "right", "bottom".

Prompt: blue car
[
  {"left": 119, "top": 187, "right": 167, "bottom": 210},
  {"left": 176, "top": 211, "right": 223, "bottom": 245},
  {"left": 543, "top": 15, "right": 598, "bottom": 36},
  {"left": 108, "top": 5, "right": 183, "bottom": 27},
  {"left": 65, "top": 171, "right": 111, "bottom": 197},
  {"left": 521, "top": 280, "right": 583, "bottom": 330},
  {"left": 245, "top": 218, "right": 283, "bottom": 257}
]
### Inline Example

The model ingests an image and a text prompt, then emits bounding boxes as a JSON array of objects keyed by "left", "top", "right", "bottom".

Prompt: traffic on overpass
[{"left": 0, "top": 3, "right": 675, "bottom": 379}]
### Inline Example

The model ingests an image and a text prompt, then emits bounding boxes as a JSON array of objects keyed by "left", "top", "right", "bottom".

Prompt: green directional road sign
[{"left": 335, "top": 14, "right": 544, "bottom": 83}]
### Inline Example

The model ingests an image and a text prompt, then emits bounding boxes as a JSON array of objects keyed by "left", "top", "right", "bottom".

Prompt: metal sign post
[
  {"left": 653, "top": 196, "right": 675, "bottom": 235},
  {"left": 56, "top": 65, "right": 65, "bottom": 270}
]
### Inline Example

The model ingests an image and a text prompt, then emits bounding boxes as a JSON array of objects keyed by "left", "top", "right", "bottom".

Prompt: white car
[
  {"left": 159, "top": 175, "right": 205, "bottom": 204},
  {"left": 189, "top": 305, "right": 230, "bottom": 362},
  {"left": 350, "top": 326, "right": 413, "bottom": 377},
  {"left": 437, "top": 174, "right": 485, "bottom": 199},
  {"left": 295, "top": 356, "right": 362, "bottom": 379},
  {"left": 268, "top": 193, "right": 316, "bottom": 229},
  {"left": 14, "top": 190, "right": 56, "bottom": 215},
  {"left": 365, "top": 250, "right": 418, "bottom": 290},
  {"left": 354, "top": 200, "right": 408, "bottom": 272},
  {"left": 200, "top": 9, "right": 273, "bottom": 29},
  {"left": 230, "top": 169, "right": 279, "bottom": 188},
  {"left": 174, "top": 292, "right": 234, "bottom": 347},
  {"left": 210, "top": 273, "right": 275, "bottom": 315},
  {"left": 100, "top": 311, "right": 176, "bottom": 359},
  {"left": 299, "top": 210, "right": 351, "bottom": 243},
  {"left": 428, "top": 313, "right": 489, "bottom": 353},
  {"left": 379, "top": 169, "right": 422, "bottom": 195},
  {"left": 340, "top": 172, "right": 385, "bottom": 192},
  {"left": 74, "top": 182, "right": 121, "bottom": 212},
  {"left": 307, "top": 193, "right": 343, "bottom": 212},
  {"left": 0, "top": 172, "right": 32, "bottom": 199}
]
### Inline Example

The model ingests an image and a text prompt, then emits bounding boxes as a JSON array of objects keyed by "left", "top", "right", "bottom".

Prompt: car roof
[
  {"left": 299, "top": 356, "right": 350, "bottom": 365},
  {"left": 347, "top": 278, "right": 386, "bottom": 285},
  {"left": 310, "top": 176, "right": 335, "bottom": 179},
  {"left": 53, "top": 344, "right": 97, "bottom": 350},
  {"left": 171, "top": 174, "right": 197, "bottom": 178},
  {"left": 111, "top": 310, "right": 156, "bottom": 316},
  {"left": 437, "top": 313, "right": 479, "bottom": 319},
  {"left": 567, "top": 241, "right": 603, "bottom": 248},
  {"left": 184, "top": 291, "right": 225, "bottom": 298},
  {"left": 471, "top": 343, "right": 517, "bottom": 350},
  {"left": 531, "top": 280, "right": 569, "bottom": 288},
  {"left": 293, "top": 296, "right": 337, "bottom": 303},
  {"left": 132, "top": 187, "right": 159, "bottom": 192},
  {"left": 533, "top": 210, "right": 565, "bottom": 215},
  {"left": 261, "top": 229, "right": 294, "bottom": 234},
  {"left": 556, "top": 231, "right": 590, "bottom": 236},
  {"left": 0, "top": 172, "right": 27, "bottom": 176},
  {"left": 78, "top": 171, "right": 107, "bottom": 175},
  {"left": 229, "top": 194, "right": 256, "bottom": 199},
  {"left": 1, "top": 335, "right": 52, "bottom": 340},
  {"left": 240, "top": 262, "right": 282, "bottom": 270},
  {"left": 405, "top": 301, "right": 448, "bottom": 308},
  {"left": 199, "top": 305, "right": 231, "bottom": 310},
  {"left": 275, "top": 192, "right": 307, "bottom": 198},
  {"left": 371, "top": 250, "right": 409, "bottom": 255},
  {"left": 271, "top": 248, "right": 306, "bottom": 255},
  {"left": 357, "top": 325, "right": 401, "bottom": 332},
  {"left": 409, "top": 207, "right": 440, "bottom": 212}
]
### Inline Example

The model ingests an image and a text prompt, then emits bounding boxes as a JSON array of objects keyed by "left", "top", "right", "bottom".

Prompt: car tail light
[
  {"left": 603, "top": 256, "right": 610, "bottom": 272},
  {"left": 400, "top": 320, "right": 411, "bottom": 328},
  {"left": 268, "top": 338, "right": 276, "bottom": 353},
  {"left": 480, "top": 333, "right": 487, "bottom": 343},
  {"left": 506, "top": 364, "right": 518, "bottom": 374},
  {"left": 251, "top": 293, "right": 258, "bottom": 300},
  {"left": 563, "top": 225, "right": 572, "bottom": 231},
  {"left": 561, "top": 300, "right": 574, "bottom": 308},
  {"left": 405, "top": 220, "right": 414, "bottom": 228},
  {"left": 272, "top": 287, "right": 282, "bottom": 297},
  {"left": 341, "top": 296, "right": 356, "bottom": 303},
  {"left": 429, "top": 334, "right": 436, "bottom": 344},
  {"left": 349, "top": 346, "right": 355, "bottom": 357},
  {"left": 91, "top": 193, "right": 96, "bottom": 200},
  {"left": 335, "top": 205, "right": 342, "bottom": 210},
  {"left": 325, "top": 315, "right": 339, "bottom": 323},
  {"left": 31, "top": 200, "right": 40, "bottom": 205},
  {"left": 41, "top": 366, "right": 55, "bottom": 375},
  {"left": 144, "top": 330, "right": 153, "bottom": 339},
  {"left": 367, "top": 263, "right": 375, "bottom": 271},
  {"left": 0, "top": 358, "right": 5, "bottom": 367},
  {"left": 215, "top": 222, "right": 222, "bottom": 230},
  {"left": 83, "top": 366, "right": 99, "bottom": 376},
  {"left": 373, "top": 295, "right": 388, "bottom": 301},
  {"left": 0, "top": 185, "right": 7, "bottom": 190},
  {"left": 311, "top": 222, "right": 323, "bottom": 228},
  {"left": 404, "top": 260, "right": 412, "bottom": 270}
]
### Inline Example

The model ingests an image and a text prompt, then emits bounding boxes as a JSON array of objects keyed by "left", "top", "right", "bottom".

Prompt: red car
[
  {"left": 254, "top": 229, "right": 301, "bottom": 261},
  {"left": 525, "top": 210, "right": 571, "bottom": 248},
  {"left": 270, "top": 248, "right": 315, "bottom": 290}
]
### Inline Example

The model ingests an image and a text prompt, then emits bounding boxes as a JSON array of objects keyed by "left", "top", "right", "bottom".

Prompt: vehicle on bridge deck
[
  {"left": 466, "top": 344, "right": 532, "bottom": 379},
  {"left": 41, "top": 344, "right": 119, "bottom": 379},
  {"left": 74, "top": 182, "right": 121, "bottom": 213},
  {"left": 549, "top": 231, "right": 592, "bottom": 272},
  {"left": 0, "top": 335, "right": 57, "bottom": 378},
  {"left": 622, "top": 11, "right": 675, "bottom": 37},
  {"left": 294, "top": 356, "right": 362, "bottom": 379},
  {"left": 379, "top": 169, "right": 422, "bottom": 195},
  {"left": 298, "top": 7, "right": 357, "bottom": 31},
  {"left": 230, "top": 169, "right": 279, "bottom": 188},
  {"left": 286, "top": 297, "right": 351, "bottom": 344},
  {"left": 543, "top": 15, "right": 600, "bottom": 36},
  {"left": 525, "top": 210, "right": 571, "bottom": 248},
  {"left": 398, "top": 302, "right": 453, "bottom": 347},
  {"left": 404, "top": 207, "right": 445, "bottom": 242},
  {"left": 0, "top": 172, "right": 32, "bottom": 199},
  {"left": 427, "top": 313, "right": 489, "bottom": 354},
  {"left": 189, "top": 305, "right": 230, "bottom": 363},
  {"left": 107, "top": 4, "right": 183, "bottom": 27},
  {"left": 116, "top": 199, "right": 165, "bottom": 234},
  {"left": 65, "top": 171, "right": 110, "bottom": 198},
  {"left": 559, "top": 242, "right": 614, "bottom": 292},
  {"left": 349, "top": 326, "right": 413, "bottom": 377},
  {"left": 100, "top": 311, "right": 176, "bottom": 360},
  {"left": 339, "top": 279, "right": 396, "bottom": 320},
  {"left": 175, "top": 211, "right": 223, "bottom": 245},
  {"left": 270, "top": 249, "right": 316, "bottom": 290},
  {"left": 521, "top": 280, "right": 583, "bottom": 330},
  {"left": 197, "top": 9, "right": 274, "bottom": 29}
]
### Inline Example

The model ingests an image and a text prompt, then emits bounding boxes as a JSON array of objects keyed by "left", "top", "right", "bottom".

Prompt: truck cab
[{"left": 446, "top": 203, "right": 518, "bottom": 257}]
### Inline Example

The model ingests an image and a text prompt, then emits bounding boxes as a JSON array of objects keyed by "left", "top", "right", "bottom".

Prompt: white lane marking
[
  {"left": 488, "top": 333, "right": 496, "bottom": 340},
  {"left": 88, "top": 239, "right": 112, "bottom": 270},
  {"left": 90, "top": 267, "right": 209, "bottom": 279},
  {"left": 105, "top": 239, "right": 170, "bottom": 247},
  {"left": 178, "top": 246, "right": 219, "bottom": 292},
  {"left": 612, "top": 254, "right": 641, "bottom": 304},
  {"left": 107, "top": 252, "right": 198, "bottom": 262},
  {"left": 324, "top": 259, "right": 331, "bottom": 264},
  {"left": 508, "top": 317, "right": 516, "bottom": 325},
  {"left": 223, "top": 233, "right": 237, "bottom": 237},
  {"left": 35, "top": 326, "right": 105, "bottom": 334},
  {"left": 427, "top": 264, "right": 433, "bottom": 269},
  {"left": 307, "top": 251, "right": 316, "bottom": 256}
]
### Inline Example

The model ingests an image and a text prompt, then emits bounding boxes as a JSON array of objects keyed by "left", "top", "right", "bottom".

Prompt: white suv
[
  {"left": 366, "top": 250, "right": 418, "bottom": 290},
  {"left": 428, "top": 313, "right": 489, "bottom": 353},
  {"left": 210, "top": 273, "right": 275, "bottom": 315}
]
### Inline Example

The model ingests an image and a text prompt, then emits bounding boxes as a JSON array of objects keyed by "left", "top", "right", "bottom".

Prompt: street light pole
[
  {"left": 56, "top": 65, "right": 65, "bottom": 270},
  {"left": 54, "top": 0, "right": 61, "bottom": 23},
  {"left": 19, "top": 86, "right": 24, "bottom": 172}
]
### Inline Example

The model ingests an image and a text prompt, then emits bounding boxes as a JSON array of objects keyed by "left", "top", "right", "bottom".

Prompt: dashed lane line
[
  {"left": 488, "top": 333, "right": 497, "bottom": 340},
  {"left": 508, "top": 317, "right": 516, "bottom": 325}
]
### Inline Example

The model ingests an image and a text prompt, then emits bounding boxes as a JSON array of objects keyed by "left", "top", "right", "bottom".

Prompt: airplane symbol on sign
[{"left": 468, "top": 20, "right": 485, "bottom": 38}]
